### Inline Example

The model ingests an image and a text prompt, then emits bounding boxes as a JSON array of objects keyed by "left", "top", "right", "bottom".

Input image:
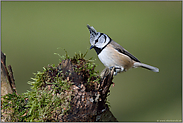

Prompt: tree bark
[{"left": 1, "top": 51, "right": 17, "bottom": 96}]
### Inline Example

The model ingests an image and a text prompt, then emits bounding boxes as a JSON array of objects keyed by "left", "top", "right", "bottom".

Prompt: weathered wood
[{"left": 1, "top": 51, "right": 14, "bottom": 96}]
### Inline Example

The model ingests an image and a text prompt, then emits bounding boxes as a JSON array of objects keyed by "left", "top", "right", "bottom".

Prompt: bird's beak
[{"left": 90, "top": 45, "right": 95, "bottom": 50}]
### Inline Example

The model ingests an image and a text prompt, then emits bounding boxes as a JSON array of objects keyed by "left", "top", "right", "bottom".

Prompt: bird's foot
[{"left": 109, "top": 66, "right": 124, "bottom": 76}]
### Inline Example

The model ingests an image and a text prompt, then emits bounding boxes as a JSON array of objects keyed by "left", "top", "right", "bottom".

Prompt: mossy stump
[
  {"left": 58, "top": 58, "right": 116, "bottom": 121},
  {"left": 1, "top": 51, "right": 117, "bottom": 122}
]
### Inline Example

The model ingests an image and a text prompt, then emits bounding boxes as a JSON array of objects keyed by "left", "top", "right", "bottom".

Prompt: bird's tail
[{"left": 133, "top": 62, "right": 159, "bottom": 72}]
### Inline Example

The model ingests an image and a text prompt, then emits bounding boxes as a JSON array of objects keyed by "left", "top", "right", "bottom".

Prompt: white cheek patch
[
  {"left": 94, "top": 34, "right": 110, "bottom": 49},
  {"left": 98, "top": 35, "right": 105, "bottom": 43}
]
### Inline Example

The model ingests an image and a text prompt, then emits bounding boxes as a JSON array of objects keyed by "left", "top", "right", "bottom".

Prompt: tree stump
[{"left": 1, "top": 51, "right": 118, "bottom": 122}]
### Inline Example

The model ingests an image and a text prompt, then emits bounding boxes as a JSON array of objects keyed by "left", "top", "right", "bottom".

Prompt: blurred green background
[{"left": 1, "top": 1, "right": 182, "bottom": 122}]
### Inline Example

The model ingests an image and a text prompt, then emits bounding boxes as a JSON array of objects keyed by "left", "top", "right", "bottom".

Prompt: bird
[{"left": 87, "top": 24, "right": 159, "bottom": 75}]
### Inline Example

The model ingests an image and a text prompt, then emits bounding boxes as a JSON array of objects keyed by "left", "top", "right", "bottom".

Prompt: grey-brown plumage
[
  {"left": 110, "top": 40, "right": 140, "bottom": 62},
  {"left": 87, "top": 24, "right": 159, "bottom": 75}
]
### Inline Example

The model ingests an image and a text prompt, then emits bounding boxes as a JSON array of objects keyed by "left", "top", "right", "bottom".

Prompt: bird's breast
[{"left": 98, "top": 46, "right": 134, "bottom": 70}]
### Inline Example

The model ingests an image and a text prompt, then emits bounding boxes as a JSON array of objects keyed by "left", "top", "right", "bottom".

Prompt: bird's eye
[{"left": 95, "top": 39, "right": 98, "bottom": 43}]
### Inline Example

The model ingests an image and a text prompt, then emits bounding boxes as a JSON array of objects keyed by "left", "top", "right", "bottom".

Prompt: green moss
[
  {"left": 54, "top": 48, "right": 71, "bottom": 62},
  {"left": 70, "top": 50, "right": 100, "bottom": 91},
  {"left": 23, "top": 65, "right": 73, "bottom": 122},
  {"left": 1, "top": 92, "right": 27, "bottom": 122},
  {"left": 1, "top": 50, "right": 101, "bottom": 122}
]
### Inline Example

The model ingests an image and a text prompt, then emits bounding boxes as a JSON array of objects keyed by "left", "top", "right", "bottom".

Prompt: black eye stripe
[
  {"left": 104, "top": 35, "right": 106, "bottom": 43},
  {"left": 95, "top": 33, "right": 107, "bottom": 43},
  {"left": 99, "top": 33, "right": 103, "bottom": 38}
]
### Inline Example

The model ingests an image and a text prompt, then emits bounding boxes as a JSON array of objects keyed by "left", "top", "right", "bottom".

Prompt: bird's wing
[{"left": 110, "top": 40, "right": 141, "bottom": 62}]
